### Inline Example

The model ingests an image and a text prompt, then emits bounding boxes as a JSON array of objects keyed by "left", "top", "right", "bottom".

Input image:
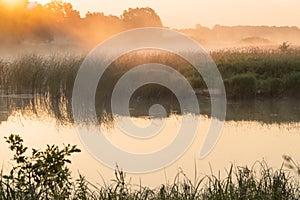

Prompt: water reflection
[
  {"left": 0, "top": 92, "right": 300, "bottom": 186},
  {"left": 0, "top": 104, "right": 299, "bottom": 187},
  {"left": 0, "top": 93, "right": 299, "bottom": 125}
]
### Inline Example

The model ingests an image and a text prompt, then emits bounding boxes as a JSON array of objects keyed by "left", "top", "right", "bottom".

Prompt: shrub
[
  {"left": 284, "top": 72, "right": 300, "bottom": 90},
  {"left": 270, "top": 78, "right": 284, "bottom": 97},
  {"left": 1, "top": 134, "right": 81, "bottom": 200},
  {"left": 226, "top": 74, "right": 257, "bottom": 99}
]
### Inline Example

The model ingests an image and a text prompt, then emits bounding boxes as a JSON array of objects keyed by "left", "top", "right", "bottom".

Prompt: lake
[{"left": 0, "top": 94, "right": 299, "bottom": 187}]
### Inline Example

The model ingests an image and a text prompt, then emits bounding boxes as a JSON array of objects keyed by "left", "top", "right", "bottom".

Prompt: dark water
[{"left": 0, "top": 94, "right": 299, "bottom": 125}]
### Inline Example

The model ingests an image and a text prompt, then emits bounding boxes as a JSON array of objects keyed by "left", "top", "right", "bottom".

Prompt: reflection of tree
[{"left": 0, "top": 0, "right": 163, "bottom": 45}]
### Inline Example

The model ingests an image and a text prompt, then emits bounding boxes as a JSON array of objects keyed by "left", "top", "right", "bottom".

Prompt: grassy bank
[
  {"left": 1, "top": 134, "right": 299, "bottom": 200},
  {"left": 0, "top": 47, "right": 300, "bottom": 99},
  {"left": 211, "top": 47, "right": 300, "bottom": 98}
]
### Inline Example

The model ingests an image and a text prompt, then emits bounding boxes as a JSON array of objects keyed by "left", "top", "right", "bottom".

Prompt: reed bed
[{"left": 1, "top": 48, "right": 300, "bottom": 99}]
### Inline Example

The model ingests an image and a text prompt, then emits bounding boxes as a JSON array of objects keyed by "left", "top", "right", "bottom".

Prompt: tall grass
[
  {"left": 1, "top": 47, "right": 300, "bottom": 99},
  {"left": 224, "top": 73, "right": 257, "bottom": 98},
  {"left": 0, "top": 134, "right": 299, "bottom": 199},
  {"left": 212, "top": 47, "right": 300, "bottom": 98}
]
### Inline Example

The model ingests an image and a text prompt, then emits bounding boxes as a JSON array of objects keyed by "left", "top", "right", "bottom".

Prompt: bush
[
  {"left": 270, "top": 78, "right": 284, "bottom": 97},
  {"left": 1, "top": 134, "right": 81, "bottom": 200},
  {"left": 225, "top": 74, "right": 257, "bottom": 99},
  {"left": 284, "top": 72, "right": 300, "bottom": 90}
]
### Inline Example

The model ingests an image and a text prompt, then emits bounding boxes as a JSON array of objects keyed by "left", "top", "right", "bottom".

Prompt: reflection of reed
[
  {"left": 1, "top": 93, "right": 300, "bottom": 126},
  {"left": 0, "top": 94, "right": 74, "bottom": 125},
  {"left": 0, "top": 93, "right": 179, "bottom": 126},
  {"left": 226, "top": 99, "right": 300, "bottom": 124}
]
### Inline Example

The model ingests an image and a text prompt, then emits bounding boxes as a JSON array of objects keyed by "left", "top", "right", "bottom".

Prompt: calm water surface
[{"left": 0, "top": 95, "right": 299, "bottom": 187}]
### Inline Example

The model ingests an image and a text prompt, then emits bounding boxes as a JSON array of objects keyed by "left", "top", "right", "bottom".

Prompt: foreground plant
[
  {"left": 1, "top": 134, "right": 81, "bottom": 200},
  {"left": 0, "top": 134, "right": 299, "bottom": 199},
  {"left": 202, "top": 163, "right": 300, "bottom": 200}
]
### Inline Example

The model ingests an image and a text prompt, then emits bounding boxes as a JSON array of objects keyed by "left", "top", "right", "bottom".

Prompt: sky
[{"left": 36, "top": 0, "right": 300, "bottom": 28}]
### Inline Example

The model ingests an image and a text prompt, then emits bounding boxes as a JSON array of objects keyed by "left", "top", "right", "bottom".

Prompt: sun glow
[
  {"left": 32, "top": 0, "right": 51, "bottom": 5},
  {"left": 1, "top": 0, "right": 24, "bottom": 6}
]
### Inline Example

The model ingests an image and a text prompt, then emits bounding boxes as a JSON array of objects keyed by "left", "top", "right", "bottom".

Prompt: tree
[
  {"left": 44, "top": 0, "right": 80, "bottom": 22},
  {"left": 121, "top": 7, "right": 163, "bottom": 28},
  {"left": 279, "top": 41, "right": 291, "bottom": 52}
]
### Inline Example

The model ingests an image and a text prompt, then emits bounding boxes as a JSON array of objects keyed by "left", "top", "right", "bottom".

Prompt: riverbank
[{"left": 1, "top": 47, "right": 299, "bottom": 100}]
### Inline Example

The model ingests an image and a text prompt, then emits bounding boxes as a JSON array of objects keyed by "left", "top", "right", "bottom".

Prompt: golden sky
[{"left": 31, "top": 0, "right": 300, "bottom": 28}]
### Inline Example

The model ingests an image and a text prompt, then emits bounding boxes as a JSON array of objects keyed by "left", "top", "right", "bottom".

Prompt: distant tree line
[
  {"left": 179, "top": 24, "right": 300, "bottom": 46},
  {"left": 1, "top": 0, "right": 300, "bottom": 48},
  {"left": 0, "top": 0, "right": 163, "bottom": 46}
]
